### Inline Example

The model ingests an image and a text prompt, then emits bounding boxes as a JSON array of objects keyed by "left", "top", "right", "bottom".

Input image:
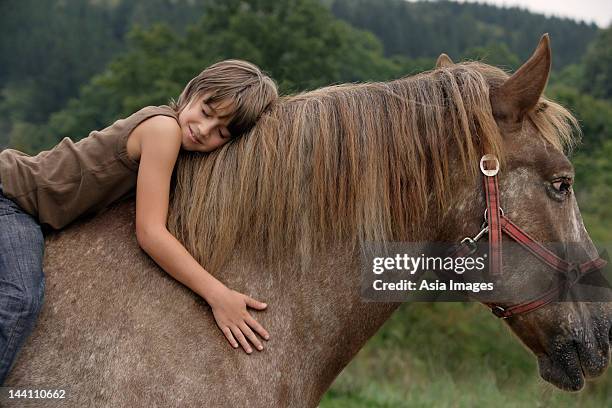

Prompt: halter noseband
[{"left": 452, "top": 155, "right": 607, "bottom": 319}]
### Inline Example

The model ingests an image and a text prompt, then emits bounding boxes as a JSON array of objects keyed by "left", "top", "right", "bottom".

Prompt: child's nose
[{"left": 199, "top": 119, "right": 220, "bottom": 136}]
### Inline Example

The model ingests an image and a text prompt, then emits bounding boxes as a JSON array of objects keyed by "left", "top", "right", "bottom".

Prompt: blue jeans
[{"left": 0, "top": 184, "right": 45, "bottom": 384}]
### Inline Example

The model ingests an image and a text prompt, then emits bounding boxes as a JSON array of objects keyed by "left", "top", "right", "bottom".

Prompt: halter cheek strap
[
  {"left": 452, "top": 155, "right": 607, "bottom": 319},
  {"left": 482, "top": 157, "right": 502, "bottom": 276}
]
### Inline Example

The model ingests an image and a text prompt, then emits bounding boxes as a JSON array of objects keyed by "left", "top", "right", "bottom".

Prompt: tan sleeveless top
[{"left": 0, "top": 105, "right": 178, "bottom": 229}]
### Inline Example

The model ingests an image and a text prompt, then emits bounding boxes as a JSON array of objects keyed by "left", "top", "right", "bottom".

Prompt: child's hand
[{"left": 207, "top": 285, "right": 270, "bottom": 354}]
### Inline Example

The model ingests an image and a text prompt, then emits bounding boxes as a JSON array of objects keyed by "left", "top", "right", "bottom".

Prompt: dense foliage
[
  {"left": 330, "top": 0, "right": 598, "bottom": 69},
  {"left": 0, "top": 0, "right": 601, "bottom": 149},
  {"left": 581, "top": 26, "right": 612, "bottom": 100}
]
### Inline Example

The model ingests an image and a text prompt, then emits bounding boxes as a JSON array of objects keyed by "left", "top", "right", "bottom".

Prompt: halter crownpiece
[{"left": 452, "top": 155, "right": 607, "bottom": 319}]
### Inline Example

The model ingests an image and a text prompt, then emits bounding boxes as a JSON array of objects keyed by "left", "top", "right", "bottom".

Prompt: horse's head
[{"left": 439, "top": 35, "right": 611, "bottom": 391}]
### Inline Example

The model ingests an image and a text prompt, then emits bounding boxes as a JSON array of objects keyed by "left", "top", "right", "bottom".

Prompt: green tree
[
  {"left": 330, "top": 0, "right": 598, "bottom": 69},
  {"left": 548, "top": 84, "right": 612, "bottom": 152},
  {"left": 191, "top": 0, "right": 400, "bottom": 93},
  {"left": 14, "top": 0, "right": 404, "bottom": 152},
  {"left": 463, "top": 43, "right": 520, "bottom": 71},
  {"left": 581, "top": 26, "right": 612, "bottom": 100}
]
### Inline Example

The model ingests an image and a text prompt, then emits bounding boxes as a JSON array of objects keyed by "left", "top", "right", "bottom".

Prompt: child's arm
[{"left": 133, "top": 116, "right": 269, "bottom": 354}]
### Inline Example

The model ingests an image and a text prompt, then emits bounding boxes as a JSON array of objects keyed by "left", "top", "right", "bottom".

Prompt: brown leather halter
[{"left": 451, "top": 155, "right": 607, "bottom": 319}]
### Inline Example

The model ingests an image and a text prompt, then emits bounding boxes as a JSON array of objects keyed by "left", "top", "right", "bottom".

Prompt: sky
[{"left": 413, "top": 0, "right": 612, "bottom": 27}]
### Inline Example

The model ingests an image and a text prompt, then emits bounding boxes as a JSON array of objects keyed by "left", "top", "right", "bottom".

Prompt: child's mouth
[{"left": 189, "top": 127, "right": 200, "bottom": 144}]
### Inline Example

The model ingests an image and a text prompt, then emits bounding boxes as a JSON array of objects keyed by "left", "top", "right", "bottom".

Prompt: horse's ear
[
  {"left": 436, "top": 53, "right": 454, "bottom": 68},
  {"left": 490, "top": 34, "right": 551, "bottom": 121}
]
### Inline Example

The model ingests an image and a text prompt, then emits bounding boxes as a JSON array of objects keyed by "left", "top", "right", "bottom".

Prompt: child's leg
[{"left": 0, "top": 185, "right": 45, "bottom": 385}]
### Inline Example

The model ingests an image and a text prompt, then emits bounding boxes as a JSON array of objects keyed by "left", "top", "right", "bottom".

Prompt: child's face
[{"left": 177, "top": 94, "right": 234, "bottom": 152}]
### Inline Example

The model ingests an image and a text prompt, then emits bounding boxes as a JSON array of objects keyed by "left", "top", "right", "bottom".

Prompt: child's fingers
[
  {"left": 245, "top": 296, "right": 267, "bottom": 310},
  {"left": 246, "top": 316, "right": 270, "bottom": 340},
  {"left": 230, "top": 325, "right": 253, "bottom": 354},
  {"left": 239, "top": 322, "right": 264, "bottom": 351},
  {"left": 221, "top": 326, "right": 239, "bottom": 349}
]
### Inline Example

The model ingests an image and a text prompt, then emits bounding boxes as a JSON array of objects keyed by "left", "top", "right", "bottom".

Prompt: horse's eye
[{"left": 552, "top": 177, "right": 572, "bottom": 194}]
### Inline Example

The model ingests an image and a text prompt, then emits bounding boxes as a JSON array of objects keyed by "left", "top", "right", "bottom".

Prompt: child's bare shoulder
[
  {"left": 137, "top": 114, "right": 180, "bottom": 135},
  {"left": 128, "top": 115, "right": 181, "bottom": 161}
]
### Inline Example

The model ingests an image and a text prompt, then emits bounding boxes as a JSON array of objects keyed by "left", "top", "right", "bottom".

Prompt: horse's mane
[{"left": 167, "top": 62, "right": 578, "bottom": 271}]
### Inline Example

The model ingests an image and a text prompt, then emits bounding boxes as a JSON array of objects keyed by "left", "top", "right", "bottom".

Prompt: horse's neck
[{"left": 223, "top": 246, "right": 400, "bottom": 401}]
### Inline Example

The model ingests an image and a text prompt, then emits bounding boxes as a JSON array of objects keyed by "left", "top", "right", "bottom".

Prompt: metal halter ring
[{"left": 480, "top": 154, "right": 500, "bottom": 177}]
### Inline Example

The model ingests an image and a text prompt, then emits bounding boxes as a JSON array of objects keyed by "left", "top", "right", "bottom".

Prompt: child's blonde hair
[{"left": 169, "top": 59, "right": 278, "bottom": 137}]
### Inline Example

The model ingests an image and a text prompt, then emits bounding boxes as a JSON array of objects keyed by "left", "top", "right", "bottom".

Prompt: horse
[{"left": 4, "top": 34, "right": 610, "bottom": 406}]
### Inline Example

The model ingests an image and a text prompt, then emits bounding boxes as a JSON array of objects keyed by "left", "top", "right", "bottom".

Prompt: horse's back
[
  {"left": 4, "top": 201, "right": 264, "bottom": 406},
  {"left": 4, "top": 200, "right": 373, "bottom": 407}
]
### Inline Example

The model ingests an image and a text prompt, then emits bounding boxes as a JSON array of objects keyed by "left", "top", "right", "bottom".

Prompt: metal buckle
[{"left": 480, "top": 154, "right": 500, "bottom": 177}]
